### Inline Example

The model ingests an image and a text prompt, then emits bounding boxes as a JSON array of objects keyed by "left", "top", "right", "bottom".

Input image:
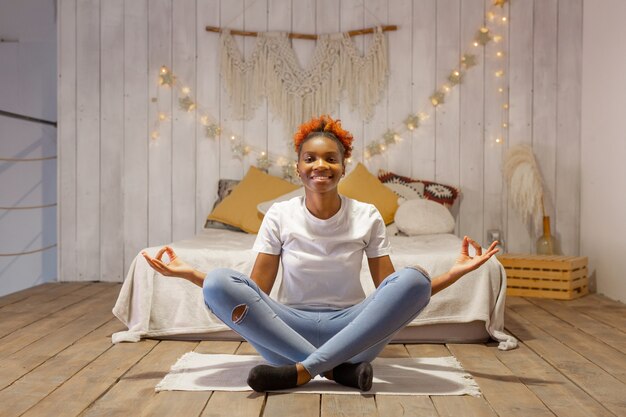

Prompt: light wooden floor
[{"left": 1, "top": 282, "right": 625, "bottom": 417}]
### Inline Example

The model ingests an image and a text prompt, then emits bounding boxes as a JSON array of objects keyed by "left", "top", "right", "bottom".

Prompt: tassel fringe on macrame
[{"left": 220, "top": 28, "right": 389, "bottom": 135}]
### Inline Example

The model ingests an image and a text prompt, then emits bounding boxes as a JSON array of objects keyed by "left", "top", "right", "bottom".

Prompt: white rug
[{"left": 156, "top": 353, "right": 481, "bottom": 396}]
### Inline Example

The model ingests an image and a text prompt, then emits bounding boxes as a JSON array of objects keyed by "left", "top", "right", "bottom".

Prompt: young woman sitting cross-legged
[{"left": 142, "top": 115, "right": 499, "bottom": 393}]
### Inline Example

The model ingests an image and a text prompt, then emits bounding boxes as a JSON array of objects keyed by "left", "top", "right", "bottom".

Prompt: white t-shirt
[{"left": 252, "top": 195, "right": 391, "bottom": 308}]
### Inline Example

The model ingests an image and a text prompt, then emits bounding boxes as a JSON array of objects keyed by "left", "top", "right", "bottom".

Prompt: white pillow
[
  {"left": 394, "top": 199, "right": 455, "bottom": 235},
  {"left": 257, "top": 187, "right": 305, "bottom": 215}
]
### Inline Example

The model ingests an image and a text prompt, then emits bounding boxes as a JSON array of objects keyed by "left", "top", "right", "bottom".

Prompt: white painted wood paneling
[
  {"left": 100, "top": 0, "right": 124, "bottom": 281},
  {"left": 220, "top": 0, "right": 245, "bottom": 180},
  {"left": 556, "top": 0, "right": 582, "bottom": 257},
  {"left": 339, "top": 0, "right": 365, "bottom": 170},
  {"left": 532, "top": 0, "right": 558, "bottom": 246},
  {"left": 386, "top": 0, "right": 412, "bottom": 176},
  {"left": 266, "top": 0, "right": 292, "bottom": 175},
  {"left": 411, "top": 0, "right": 436, "bottom": 180},
  {"left": 172, "top": 0, "right": 197, "bottom": 242},
  {"left": 75, "top": 0, "right": 100, "bottom": 281},
  {"left": 435, "top": 0, "right": 461, "bottom": 236},
  {"left": 123, "top": 0, "right": 149, "bottom": 271},
  {"left": 483, "top": 0, "right": 508, "bottom": 245},
  {"left": 148, "top": 0, "right": 173, "bottom": 247},
  {"left": 196, "top": 0, "right": 221, "bottom": 232},
  {"left": 362, "top": 0, "right": 388, "bottom": 175},
  {"left": 242, "top": 0, "right": 268, "bottom": 174},
  {"left": 506, "top": 0, "right": 533, "bottom": 253},
  {"left": 457, "top": 0, "right": 485, "bottom": 242},
  {"left": 57, "top": 0, "right": 584, "bottom": 281},
  {"left": 58, "top": 0, "right": 77, "bottom": 281}
]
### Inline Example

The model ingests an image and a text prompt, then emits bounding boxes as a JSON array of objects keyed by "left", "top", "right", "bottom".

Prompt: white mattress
[{"left": 112, "top": 228, "right": 516, "bottom": 350}]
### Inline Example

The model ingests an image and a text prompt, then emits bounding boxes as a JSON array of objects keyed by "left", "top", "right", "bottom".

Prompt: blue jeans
[{"left": 202, "top": 267, "right": 431, "bottom": 377}]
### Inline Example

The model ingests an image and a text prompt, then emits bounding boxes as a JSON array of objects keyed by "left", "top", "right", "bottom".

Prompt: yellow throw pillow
[
  {"left": 207, "top": 166, "right": 299, "bottom": 233},
  {"left": 338, "top": 163, "right": 399, "bottom": 224}
]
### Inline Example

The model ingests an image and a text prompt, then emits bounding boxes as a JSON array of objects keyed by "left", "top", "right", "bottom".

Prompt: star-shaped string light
[
  {"left": 404, "top": 114, "right": 421, "bottom": 131},
  {"left": 178, "top": 96, "right": 196, "bottom": 112},
  {"left": 204, "top": 123, "right": 222, "bottom": 138},
  {"left": 159, "top": 66, "right": 176, "bottom": 86},
  {"left": 430, "top": 90, "right": 446, "bottom": 107},
  {"left": 494, "top": 0, "right": 508, "bottom": 8},
  {"left": 475, "top": 27, "right": 492, "bottom": 46},
  {"left": 447, "top": 70, "right": 463, "bottom": 86},
  {"left": 461, "top": 54, "right": 478, "bottom": 69}
]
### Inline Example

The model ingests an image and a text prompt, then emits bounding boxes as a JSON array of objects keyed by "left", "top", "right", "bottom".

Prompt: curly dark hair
[{"left": 293, "top": 115, "right": 354, "bottom": 159}]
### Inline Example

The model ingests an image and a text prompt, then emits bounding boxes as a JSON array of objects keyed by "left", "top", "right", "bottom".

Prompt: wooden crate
[{"left": 497, "top": 253, "right": 589, "bottom": 300}]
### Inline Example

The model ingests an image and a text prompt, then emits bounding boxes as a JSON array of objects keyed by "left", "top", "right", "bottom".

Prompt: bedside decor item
[
  {"left": 503, "top": 145, "right": 558, "bottom": 254},
  {"left": 498, "top": 254, "right": 588, "bottom": 300}
]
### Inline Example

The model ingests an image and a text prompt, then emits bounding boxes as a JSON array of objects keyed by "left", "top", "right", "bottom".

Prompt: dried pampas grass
[{"left": 503, "top": 145, "right": 545, "bottom": 231}]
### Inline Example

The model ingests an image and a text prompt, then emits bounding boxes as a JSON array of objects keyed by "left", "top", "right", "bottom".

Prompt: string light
[{"left": 149, "top": 1, "right": 510, "bottom": 165}]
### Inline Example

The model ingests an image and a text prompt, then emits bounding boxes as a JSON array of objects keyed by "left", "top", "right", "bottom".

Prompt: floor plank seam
[
  {"left": 505, "top": 316, "right": 620, "bottom": 417},
  {"left": 76, "top": 339, "right": 162, "bottom": 417},
  {"left": 524, "top": 297, "right": 626, "bottom": 342},
  {"left": 510, "top": 300, "right": 626, "bottom": 382},
  {"left": 0, "top": 284, "right": 116, "bottom": 341}
]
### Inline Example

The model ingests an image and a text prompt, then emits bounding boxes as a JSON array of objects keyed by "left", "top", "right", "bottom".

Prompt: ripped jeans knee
[{"left": 231, "top": 304, "right": 249, "bottom": 324}]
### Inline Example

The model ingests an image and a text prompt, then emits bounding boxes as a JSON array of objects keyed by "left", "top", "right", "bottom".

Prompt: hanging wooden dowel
[{"left": 205, "top": 25, "right": 397, "bottom": 39}]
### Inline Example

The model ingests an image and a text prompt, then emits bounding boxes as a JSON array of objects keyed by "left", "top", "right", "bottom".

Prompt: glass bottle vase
[{"left": 536, "top": 216, "right": 557, "bottom": 255}]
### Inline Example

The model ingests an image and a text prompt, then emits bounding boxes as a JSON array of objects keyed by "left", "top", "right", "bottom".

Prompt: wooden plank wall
[{"left": 57, "top": 0, "right": 583, "bottom": 282}]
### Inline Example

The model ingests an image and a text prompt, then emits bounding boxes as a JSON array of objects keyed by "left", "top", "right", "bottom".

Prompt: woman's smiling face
[{"left": 297, "top": 135, "right": 345, "bottom": 194}]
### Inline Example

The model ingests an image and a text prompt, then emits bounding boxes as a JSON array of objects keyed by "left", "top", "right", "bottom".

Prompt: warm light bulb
[
  {"left": 502, "top": 122, "right": 508, "bottom": 128},
  {"left": 182, "top": 86, "right": 191, "bottom": 95},
  {"left": 151, "top": 130, "right": 159, "bottom": 140},
  {"left": 160, "top": 67, "right": 168, "bottom": 74},
  {"left": 493, "top": 35, "right": 503, "bottom": 42},
  {"left": 346, "top": 157, "right": 352, "bottom": 164},
  {"left": 230, "top": 135, "right": 236, "bottom": 140},
  {"left": 498, "top": 87, "right": 504, "bottom": 93},
  {"left": 200, "top": 115, "right": 209, "bottom": 125},
  {"left": 261, "top": 151, "right": 266, "bottom": 156},
  {"left": 487, "top": 12, "right": 495, "bottom": 21},
  {"left": 394, "top": 134, "right": 402, "bottom": 143},
  {"left": 503, "top": 103, "right": 509, "bottom": 109},
  {"left": 495, "top": 70, "right": 504, "bottom": 77},
  {"left": 501, "top": 17, "right": 507, "bottom": 22},
  {"left": 158, "top": 112, "right": 167, "bottom": 121},
  {"left": 496, "top": 51, "right": 503, "bottom": 57},
  {"left": 473, "top": 41, "right": 479, "bottom": 47},
  {"left": 443, "top": 84, "right": 451, "bottom": 92},
  {"left": 379, "top": 144, "right": 386, "bottom": 151},
  {"left": 495, "top": 137, "right": 502, "bottom": 143}
]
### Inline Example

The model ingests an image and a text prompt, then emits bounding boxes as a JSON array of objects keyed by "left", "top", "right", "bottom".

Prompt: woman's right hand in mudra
[{"left": 142, "top": 246, "right": 195, "bottom": 280}]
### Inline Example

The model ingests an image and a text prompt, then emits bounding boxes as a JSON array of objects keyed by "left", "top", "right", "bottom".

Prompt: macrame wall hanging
[{"left": 209, "top": 25, "right": 395, "bottom": 135}]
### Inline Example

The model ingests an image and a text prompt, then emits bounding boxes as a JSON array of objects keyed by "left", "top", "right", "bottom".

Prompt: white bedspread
[{"left": 112, "top": 229, "right": 517, "bottom": 350}]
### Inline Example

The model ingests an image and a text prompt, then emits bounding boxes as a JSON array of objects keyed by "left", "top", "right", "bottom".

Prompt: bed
[{"left": 112, "top": 227, "right": 517, "bottom": 350}]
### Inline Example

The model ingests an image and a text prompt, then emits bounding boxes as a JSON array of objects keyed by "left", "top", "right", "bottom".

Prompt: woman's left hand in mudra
[{"left": 449, "top": 236, "right": 499, "bottom": 279}]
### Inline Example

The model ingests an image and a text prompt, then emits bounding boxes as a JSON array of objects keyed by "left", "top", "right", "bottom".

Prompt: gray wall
[{"left": 0, "top": 0, "right": 57, "bottom": 296}]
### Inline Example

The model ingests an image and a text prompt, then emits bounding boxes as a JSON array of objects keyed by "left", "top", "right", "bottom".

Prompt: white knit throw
[{"left": 220, "top": 28, "right": 389, "bottom": 135}]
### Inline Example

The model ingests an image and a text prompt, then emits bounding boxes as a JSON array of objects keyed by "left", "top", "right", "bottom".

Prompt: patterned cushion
[{"left": 378, "top": 170, "right": 460, "bottom": 207}]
